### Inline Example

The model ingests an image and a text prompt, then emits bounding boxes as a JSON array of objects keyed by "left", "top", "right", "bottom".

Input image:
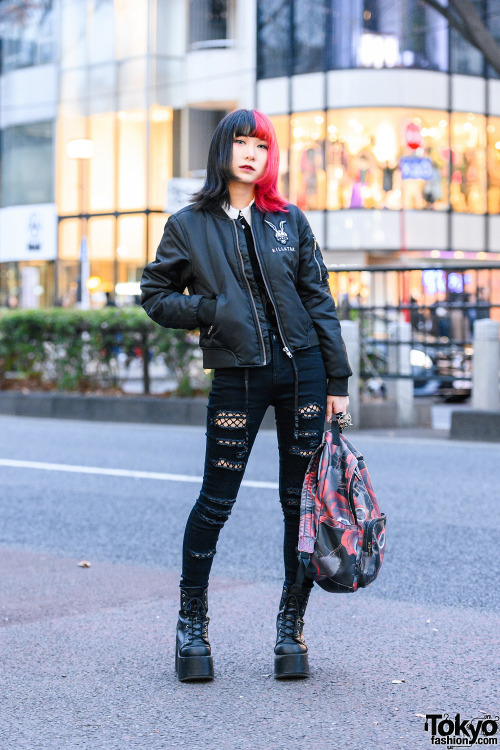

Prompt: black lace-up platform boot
[
  {"left": 175, "top": 587, "right": 214, "bottom": 682},
  {"left": 274, "top": 583, "right": 312, "bottom": 679}
]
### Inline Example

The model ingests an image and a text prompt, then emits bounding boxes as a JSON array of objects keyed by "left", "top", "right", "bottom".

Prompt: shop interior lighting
[
  {"left": 115, "top": 282, "right": 141, "bottom": 296},
  {"left": 86, "top": 276, "right": 101, "bottom": 291},
  {"left": 66, "top": 139, "right": 93, "bottom": 159}
]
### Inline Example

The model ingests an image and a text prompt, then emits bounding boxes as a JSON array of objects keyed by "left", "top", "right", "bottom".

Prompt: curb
[
  {"left": 0, "top": 391, "right": 278, "bottom": 428},
  {"left": 450, "top": 409, "right": 500, "bottom": 441}
]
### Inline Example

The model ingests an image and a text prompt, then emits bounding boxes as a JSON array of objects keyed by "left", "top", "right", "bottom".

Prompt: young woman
[{"left": 141, "top": 109, "right": 351, "bottom": 682}]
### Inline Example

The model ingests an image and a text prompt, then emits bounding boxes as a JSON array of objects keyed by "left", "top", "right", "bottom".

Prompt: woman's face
[{"left": 230, "top": 135, "right": 269, "bottom": 184}]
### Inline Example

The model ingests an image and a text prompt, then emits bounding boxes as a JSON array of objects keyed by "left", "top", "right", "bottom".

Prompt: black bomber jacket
[{"left": 140, "top": 202, "right": 352, "bottom": 395}]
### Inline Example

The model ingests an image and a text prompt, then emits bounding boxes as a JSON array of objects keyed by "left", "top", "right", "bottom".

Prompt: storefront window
[
  {"left": 323, "top": 108, "right": 449, "bottom": 211},
  {"left": 86, "top": 216, "right": 115, "bottom": 305},
  {"left": 450, "top": 113, "right": 486, "bottom": 214},
  {"left": 269, "top": 116, "right": 290, "bottom": 200},
  {"left": 149, "top": 213, "right": 169, "bottom": 262},
  {"left": 89, "top": 113, "right": 116, "bottom": 213},
  {"left": 149, "top": 107, "right": 173, "bottom": 210},
  {"left": 1, "top": 121, "right": 54, "bottom": 207},
  {"left": 117, "top": 214, "right": 146, "bottom": 283},
  {"left": 487, "top": 118, "right": 500, "bottom": 215},
  {"left": 58, "top": 219, "right": 80, "bottom": 306},
  {"left": 289, "top": 112, "right": 326, "bottom": 211},
  {"left": 117, "top": 109, "right": 147, "bottom": 211},
  {"left": 56, "top": 107, "right": 87, "bottom": 216}
]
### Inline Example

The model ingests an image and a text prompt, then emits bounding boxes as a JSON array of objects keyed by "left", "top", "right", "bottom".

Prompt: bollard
[
  {"left": 472, "top": 319, "right": 500, "bottom": 410},
  {"left": 388, "top": 320, "right": 414, "bottom": 427},
  {"left": 340, "top": 320, "right": 360, "bottom": 428}
]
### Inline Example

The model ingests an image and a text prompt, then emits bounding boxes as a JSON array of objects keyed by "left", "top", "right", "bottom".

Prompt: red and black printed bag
[{"left": 295, "top": 429, "right": 386, "bottom": 593}]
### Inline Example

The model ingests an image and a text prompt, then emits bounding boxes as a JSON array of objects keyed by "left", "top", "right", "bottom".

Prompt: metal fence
[{"left": 329, "top": 263, "right": 500, "bottom": 400}]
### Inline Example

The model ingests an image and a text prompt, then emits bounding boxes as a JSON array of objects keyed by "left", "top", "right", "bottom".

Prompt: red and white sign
[{"left": 405, "top": 123, "right": 422, "bottom": 150}]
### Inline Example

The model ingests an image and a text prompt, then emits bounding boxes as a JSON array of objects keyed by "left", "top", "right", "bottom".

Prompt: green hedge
[{"left": 0, "top": 307, "right": 207, "bottom": 396}]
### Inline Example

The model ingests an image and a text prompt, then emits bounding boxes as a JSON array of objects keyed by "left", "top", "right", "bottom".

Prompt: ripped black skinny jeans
[{"left": 180, "top": 330, "right": 327, "bottom": 590}]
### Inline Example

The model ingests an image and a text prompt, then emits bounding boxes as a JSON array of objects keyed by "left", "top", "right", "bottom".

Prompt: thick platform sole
[
  {"left": 175, "top": 646, "right": 214, "bottom": 682},
  {"left": 274, "top": 652, "right": 310, "bottom": 679}
]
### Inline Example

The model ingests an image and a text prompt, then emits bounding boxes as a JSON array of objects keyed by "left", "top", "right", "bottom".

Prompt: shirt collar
[{"left": 223, "top": 198, "right": 254, "bottom": 225}]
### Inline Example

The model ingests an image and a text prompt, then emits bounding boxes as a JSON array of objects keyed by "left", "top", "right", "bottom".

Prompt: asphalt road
[{"left": 1, "top": 415, "right": 499, "bottom": 750}]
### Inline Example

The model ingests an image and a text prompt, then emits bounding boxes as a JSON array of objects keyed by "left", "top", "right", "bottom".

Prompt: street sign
[{"left": 400, "top": 157, "right": 433, "bottom": 180}]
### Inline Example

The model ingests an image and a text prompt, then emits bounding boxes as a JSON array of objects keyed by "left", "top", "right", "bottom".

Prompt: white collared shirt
[{"left": 223, "top": 199, "right": 254, "bottom": 226}]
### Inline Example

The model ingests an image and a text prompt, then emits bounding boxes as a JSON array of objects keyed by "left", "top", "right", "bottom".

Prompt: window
[
  {"left": 189, "top": 0, "right": 230, "bottom": 50},
  {"left": 487, "top": 118, "right": 500, "bottom": 214},
  {"left": 188, "top": 108, "right": 227, "bottom": 175},
  {"left": 326, "top": 108, "right": 450, "bottom": 211},
  {"left": 0, "top": 0, "right": 55, "bottom": 74},
  {"left": 289, "top": 112, "right": 326, "bottom": 211},
  {"left": 1, "top": 121, "right": 54, "bottom": 207},
  {"left": 257, "top": 0, "right": 292, "bottom": 79},
  {"left": 269, "top": 115, "right": 290, "bottom": 199},
  {"left": 450, "top": 113, "right": 486, "bottom": 214},
  {"left": 293, "top": 0, "right": 327, "bottom": 75},
  {"left": 258, "top": 0, "right": 449, "bottom": 79}
]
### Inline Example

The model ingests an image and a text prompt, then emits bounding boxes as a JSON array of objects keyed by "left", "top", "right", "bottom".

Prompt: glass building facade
[
  {"left": 257, "top": 0, "right": 500, "bottom": 267},
  {"left": 2, "top": 0, "right": 500, "bottom": 307}
]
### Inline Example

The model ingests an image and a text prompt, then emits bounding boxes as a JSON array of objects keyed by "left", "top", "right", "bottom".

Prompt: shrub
[{"left": 0, "top": 307, "right": 207, "bottom": 396}]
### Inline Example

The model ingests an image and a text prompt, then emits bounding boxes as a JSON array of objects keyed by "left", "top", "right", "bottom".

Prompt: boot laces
[
  {"left": 183, "top": 597, "right": 208, "bottom": 642},
  {"left": 278, "top": 593, "right": 304, "bottom": 639}
]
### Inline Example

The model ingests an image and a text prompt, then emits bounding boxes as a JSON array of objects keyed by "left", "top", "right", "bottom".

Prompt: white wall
[{"left": 0, "top": 64, "right": 58, "bottom": 128}]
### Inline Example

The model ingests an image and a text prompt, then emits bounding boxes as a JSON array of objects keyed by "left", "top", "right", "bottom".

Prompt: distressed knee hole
[
  {"left": 298, "top": 430, "right": 320, "bottom": 438},
  {"left": 216, "top": 437, "right": 247, "bottom": 447},
  {"left": 187, "top": 548, "right": 216, "bottom": 559},
  {"left": 289, "top": 446, "right": 317, "bottom": 457},
  {"left": 299, "top": 403, "right": 322, "bottom": 419},
  {"left": 213, "top": 410, "right": 247, "bottom": 429},
  {"left": 197, "top": 511, "right": 226, "bottom": 527},
  {"left": 212, "top": 458, "right": 245, "bottom": 471},
  {"left": 285, "top": 487, "right": 302, "bottom": 497},
  {"left": 281, "top": 499, "right": 301, "bottom": 516},
  {"left": 200, "top": 494, "right": 236, "bottom": 506},
  {"left": 196, "top": 496, "right": 234, "bottom": 522}
]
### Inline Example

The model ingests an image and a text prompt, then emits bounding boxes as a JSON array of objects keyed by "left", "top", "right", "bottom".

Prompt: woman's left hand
[{"left": 326, "top": 395, "right": 349, "bottom": 423}]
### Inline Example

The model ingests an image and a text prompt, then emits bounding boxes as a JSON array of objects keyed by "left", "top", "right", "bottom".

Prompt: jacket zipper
[
  {"left": 232, "top": 220, "right": 267, "bottom": 365},
  {"left": 249, "top": 220, "right": 293, "bottom": 359},
  {"left": 313, "top": 237, "right": 322, "bottom": 283}
]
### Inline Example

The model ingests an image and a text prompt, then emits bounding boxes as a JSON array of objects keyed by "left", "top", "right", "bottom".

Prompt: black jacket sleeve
[
  {"left": 140, "top": 215, "right": 204, "bottom": 330},
  {"left": 294, "top": 208, "right": 352, "bottom": 396}
]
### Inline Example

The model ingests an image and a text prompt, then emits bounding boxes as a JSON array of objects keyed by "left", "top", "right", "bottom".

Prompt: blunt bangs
[{"left": 191, "top": 109, "right": 288, "bottom": 214}]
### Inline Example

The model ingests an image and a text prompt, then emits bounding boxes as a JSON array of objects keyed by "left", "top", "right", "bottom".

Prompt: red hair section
[{"left": 249, "top": 110, "right": 289, "bottom": 214}]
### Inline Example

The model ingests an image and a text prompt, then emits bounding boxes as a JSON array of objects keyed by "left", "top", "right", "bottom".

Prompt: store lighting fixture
[
  {"left": 495, "top": 141, "right": 500, "bottom": 150},
  {"left": 454, "top": 251, "right": 464, "bottom": 259},
  {"left": 66, "top": 139, "right": 93, "bottom": 159},
  {"left": 315, "top": 116, "right": 324, "bottom": 125},
  {"left": 439, "top": 120, "right": 448, "bottom": 128},
  {"left": 430, "top": 250, "right": 441, "bottom": 258},
  {"left": 86, "top": 276, "right": 101, "bottom": 291}
]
